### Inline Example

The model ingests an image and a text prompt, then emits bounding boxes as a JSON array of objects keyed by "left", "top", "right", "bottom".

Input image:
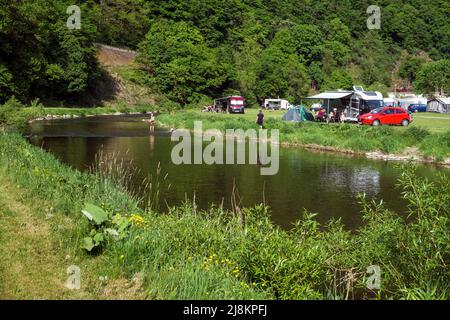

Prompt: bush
[{"left": 402, "top": 126, "right": 430, "bottom": 142}]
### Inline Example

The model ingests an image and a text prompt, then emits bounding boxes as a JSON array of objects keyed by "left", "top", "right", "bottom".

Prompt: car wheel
[
  {"left": 401, "top": 119, "right": 409, "bottom": 126},
  {"left": 372, "top": 119, "right": 381, "bottom": 126}
]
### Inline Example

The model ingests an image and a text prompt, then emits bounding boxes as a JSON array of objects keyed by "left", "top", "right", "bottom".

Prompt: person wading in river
[{"left": 256, "top": 110, "right": 264, "bottom": 129}]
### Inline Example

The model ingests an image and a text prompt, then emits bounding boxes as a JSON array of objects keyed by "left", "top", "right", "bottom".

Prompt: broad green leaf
[
  {"left": 112, "top": 214, "right": 130, "bottom": 232},
  {"left": 105, "top": 228, "right": 119, "bottom": 237},
  {"left": 82, "top": 203, "right": 109, "bottom": 225},
  {"left": 93, "top": 232, "right": 104, "bottom": 245},
  {"left": 82, "top": 237, "right": 95, "bottom": 251}
]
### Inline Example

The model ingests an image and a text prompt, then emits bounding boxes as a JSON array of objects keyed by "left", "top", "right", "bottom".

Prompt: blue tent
[{"left": 282, "top": 106, "right": 314, "bottom": 122}]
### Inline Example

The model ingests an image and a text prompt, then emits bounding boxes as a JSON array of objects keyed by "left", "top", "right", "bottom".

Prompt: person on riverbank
[
  {"left": 256, "top": 110, "right": 264, "bottom": 129},
  {"left": 340, "top": 111, "right": 346, "bottom": 123},
  {"left": 327, "top": 110, "right": 334, "bottom": 123},
  {"left": 316, "top": 108, "right": 325, "bottom": 122},
  {"left": 333, "top": 108, "right": 340, "bottom": 123}
]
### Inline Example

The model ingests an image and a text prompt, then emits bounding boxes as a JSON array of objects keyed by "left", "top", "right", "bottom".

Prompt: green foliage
[
  {"left": 82, "top": 0, "right": 151, "bottom": 49},
  {"left": 0, "top": 64, "right": 14, "bottom": 101},
  {"left": 0, "top": 97, "right": 43, "bottom": 129},
  {"left": 322, "top": 69, "right": 353, "bottom": 91},
  {"left": 0, "top": 0, "right": 100, "bottom": 104},
  {"left": 81, "top": 203, "right": 130, "bottom": 252},
  {"left": 253, "top": 46, "right": 309, "bottom": 103},
  {"left": 2, "top": 0, "right": 449, "bottom": 106},
  {"left": 138, "top": 20, "right": 230, "bottom": 104},
  {"left": 414, "top": 59, "right": 450, "bottom": 95},
  {"left": 82, "top": 203, "right": 109, "bottom": 225},
  {"left": 399, "top": 56, "right": 427, "bottom": 84}
]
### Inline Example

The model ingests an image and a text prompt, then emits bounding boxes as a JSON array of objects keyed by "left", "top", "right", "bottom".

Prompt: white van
[{"left": 263, "top": 99, "right": 293, "bottom": 110}]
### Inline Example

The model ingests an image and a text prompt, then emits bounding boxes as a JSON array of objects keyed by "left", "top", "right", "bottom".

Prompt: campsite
[{"left": 0, "top": 0, "right": 449, "bottom": 305}]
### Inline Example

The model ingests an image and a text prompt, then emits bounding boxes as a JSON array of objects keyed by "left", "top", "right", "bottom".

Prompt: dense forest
[{"left": 0, "top": 0, "right": 449, "bottom": 106}]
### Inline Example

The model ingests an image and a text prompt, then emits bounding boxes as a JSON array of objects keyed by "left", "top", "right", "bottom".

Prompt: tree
[
  {"left": 290, "top": 24, "right": 324, "bottom": 64},
  {"left": 308, "top": 62, "right": 324, "bottom": 90},
  {"left": 253, "top": 46, "right": 309, "bottom": 103},
  {"left": 325, "top": 18, "right": 351, "bottom": 45},
  {"left": 138, "top": 20, "right": 230, "bottom": 104},
  {"left": 0, "top": 64, "right": 14, "bottom": 102},
  {"left": 234, "top": 38, "right": 263, "bottom": 106},
  {"left": 0, "top": 0, "right": 99, "bottom": 103},
  {"left": 322, "top": 69, "right": 353, "bottom": 91},
  {"left": 399, "top": 56, "right": 426, "bottom": 85},
  {"left": 414, "top": 60, "right": 450, "bottom": 95}
]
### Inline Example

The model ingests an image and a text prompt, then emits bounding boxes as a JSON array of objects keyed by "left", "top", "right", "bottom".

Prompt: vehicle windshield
[
  {"left": 230, "top": 99, "right": 244, "bottom": 105},
  {"left": 370, "top": 107, "right": 384, "bottom": 114}
]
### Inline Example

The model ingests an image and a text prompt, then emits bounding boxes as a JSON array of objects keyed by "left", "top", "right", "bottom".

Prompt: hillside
[
  {"left": 0, "top": 0, "right": 449, "bottom": 106},
  {"left": 96, "top": 44, "right": 136, "bottom": 67},
  {"left": 95, "top": 44, "right": 156, "bottom": 107}
]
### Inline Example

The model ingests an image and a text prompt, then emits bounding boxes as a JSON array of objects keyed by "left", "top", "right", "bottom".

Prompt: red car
[{"left": 358, "top": 107, "right": 412, "bottom": 126}]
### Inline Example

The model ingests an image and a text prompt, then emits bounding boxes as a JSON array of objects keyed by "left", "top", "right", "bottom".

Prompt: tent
[
  {"left": 282, "top": 106, "right": 315, "bottom": 122},
  {"left": 427, "top": 98, "right": 450, "bottom": 114}
]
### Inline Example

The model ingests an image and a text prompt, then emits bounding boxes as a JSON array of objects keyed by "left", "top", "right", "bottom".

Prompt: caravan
[
  {"left": 307, "top": 86, "right": 384, "bottom": 122},
  {"left": 263, "top": 99, "right": 293, "bottom": 110}
]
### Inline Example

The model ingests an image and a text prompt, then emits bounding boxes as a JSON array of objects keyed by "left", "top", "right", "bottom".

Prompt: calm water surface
[{"left": 26, "top": 115, "right": 448, "bottom": 229}]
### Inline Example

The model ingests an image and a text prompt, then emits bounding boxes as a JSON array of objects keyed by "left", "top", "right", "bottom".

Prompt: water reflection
[{"left": 350, "top": 168, "right": 380, "bottom": 195}]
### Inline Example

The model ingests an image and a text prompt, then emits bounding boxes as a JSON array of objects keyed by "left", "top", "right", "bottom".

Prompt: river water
[{"left": 26, "top": 115, "right": 448, "bottom": 229}]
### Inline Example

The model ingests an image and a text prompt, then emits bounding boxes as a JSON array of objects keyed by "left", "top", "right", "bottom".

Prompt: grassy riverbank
[
  {"left": 0, "top": 132, "right": 448, "bottom": 299},
  {"left": 157, "top": 110, "right": 450, "bottom": 162},
  {"left": 0, "top": 97, "right": 160, "bottom": 130}
]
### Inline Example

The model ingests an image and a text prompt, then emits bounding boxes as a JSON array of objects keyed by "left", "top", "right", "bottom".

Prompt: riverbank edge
[
  {"left": 27, "top": 110, "right": 155, "bottom": 123},
  {"left": 25, "top": 110, "right": 450, "bottom": 167},
  {"left": 1, "top": 132, "right": 448, "bottom": 300},
  {"left": 155, "top": 116, "right": 450, "bottom": 168}
]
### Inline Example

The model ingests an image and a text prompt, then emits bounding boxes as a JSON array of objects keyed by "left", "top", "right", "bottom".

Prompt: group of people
[
  {"left": 202, "top": 105, "right": 216, "bottom": 112},
  {"left": 314, "top": 107, "right": 345, "bottom": 123}
]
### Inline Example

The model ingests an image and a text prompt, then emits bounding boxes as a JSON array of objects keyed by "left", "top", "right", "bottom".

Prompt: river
[{"left": 26, "top": 115, "right": 448, "bottom": 229}]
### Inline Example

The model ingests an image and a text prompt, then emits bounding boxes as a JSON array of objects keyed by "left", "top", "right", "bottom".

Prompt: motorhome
[
  {"left": 214, "top": 96, "right": 245, "bottom": 114},
  {"left": 307, "top": 86, "right": 384, "bottom": 122},
  {"left": 263, "top": 99, "right": 293, "bottom": 110}
]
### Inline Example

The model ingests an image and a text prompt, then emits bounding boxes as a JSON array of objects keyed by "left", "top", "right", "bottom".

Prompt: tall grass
[{"left": 0, "top": 132, "right": 448, "bottom": 299}]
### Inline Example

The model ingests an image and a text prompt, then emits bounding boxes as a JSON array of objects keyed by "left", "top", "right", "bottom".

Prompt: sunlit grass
[{"left": 158, "top": 110, "right": 450, "bottom": 159}]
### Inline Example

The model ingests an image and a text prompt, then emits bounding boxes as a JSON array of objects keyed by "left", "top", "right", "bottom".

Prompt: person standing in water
[
  {"left": 149, "top": 112, "right": 156, "bottom": 132},
  {"left": 256, "top": 110, "right": 264, "bottom": 129}
]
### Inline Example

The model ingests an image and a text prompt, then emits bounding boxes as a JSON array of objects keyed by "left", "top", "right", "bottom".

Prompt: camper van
[
  {"left": 307, "top": 86, "right": 384, "bottom": 122},
  {"left": 342, "top": 86, "right": 384, "bottom": 121},
  {"left": 350, "top": 86, "right": 384, "bottom": 115},
  {"left": 263, "top": 99, "right": 293, "bottom": 110},
  {"left": 214, "top": 96, "right": 245, "bottom": 114}
]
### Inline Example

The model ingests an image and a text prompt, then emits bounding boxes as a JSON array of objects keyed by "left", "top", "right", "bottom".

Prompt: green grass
[
  {"left": 410, "top": 112, "right": 450, "bottom": 133},
  {"left": 0, "top": 100, "right": 159, "bottom": 130},
  {"left": 158, "top": 109, "right": 450, "bottom": 161},
  {"left": 0, "top": 132, "right": 448, "bottom": 299}
]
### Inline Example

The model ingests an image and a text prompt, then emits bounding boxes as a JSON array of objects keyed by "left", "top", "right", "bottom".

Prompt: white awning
[{"left": 307, "top": 91, "right": 353, "bottom": 100}]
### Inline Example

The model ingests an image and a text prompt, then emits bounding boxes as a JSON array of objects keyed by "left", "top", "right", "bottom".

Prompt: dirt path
[
  {"left": 0, "top": 177, "right": 145, "bottom": 300},
  {"left": 0, "top": 178, "right": 87, "bottom": 299}
]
